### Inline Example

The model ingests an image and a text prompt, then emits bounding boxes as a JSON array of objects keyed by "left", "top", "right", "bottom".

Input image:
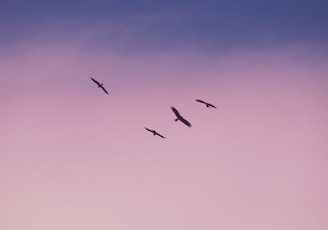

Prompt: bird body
[
  {"left": 171, "top": 106, "right": 192, "bottom": 127},
  {"left": 91, "top": 77, "right": 109, "bottom": 94},
  {"left": 195, "top": 99, "right": 216, "bottom": 108},
  {"left": 144, "top": 127, "right": 166, "bottom": 138}
]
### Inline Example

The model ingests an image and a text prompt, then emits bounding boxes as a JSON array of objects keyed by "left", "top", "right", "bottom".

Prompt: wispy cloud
[{"left": 1, "top": 0, "right": 328, "bottom": 51}]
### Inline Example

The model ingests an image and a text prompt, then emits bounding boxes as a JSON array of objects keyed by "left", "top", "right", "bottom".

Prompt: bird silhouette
[
  {"left": 144, "top": 127, "right": 166, "bottom": 138},
  {"left": 171, "top": 106, "right": 192, "bottom": 127},
  {"left": 195, "top": 99, "right": 216, "bottom": 108},
  {"left": 90, "top": 77, "right": 109, "bottom": 94}
]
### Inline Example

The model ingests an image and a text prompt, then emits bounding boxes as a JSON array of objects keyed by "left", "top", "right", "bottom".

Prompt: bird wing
[
  {"left": 156, "top": 133, "right": 166, "bottom": 138},
  {"left": 171, "top": 106, "right": 182, "bottom": 119},
  {"left": 208, "top": 103, "right": 217, "bottom": 109},
  {"left": 91, "top": 77, "right": 100, "bottom": 85},
  {"left": 180, "top": 116, "right": 192, "bottom": 127},
  {"left": 196, "top": 99, "right": 206, "bottom": 104},
  {"left": 145, "top": 127, "right": 153, "bottom": 133},
  {"left": 100, "top": 85, "right": 109, "bottom": 94}
]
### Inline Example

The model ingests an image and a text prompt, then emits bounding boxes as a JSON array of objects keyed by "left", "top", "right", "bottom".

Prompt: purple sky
[{"left": 1, "top": 1, "right": 328, "bottom": 230}]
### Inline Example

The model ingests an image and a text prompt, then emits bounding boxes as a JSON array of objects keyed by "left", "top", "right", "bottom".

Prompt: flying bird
[
  {"left": 144, "top": 127, "right": 166, "bottom": 138},
  {"left": 195, "top": 99, "right": 216, "bottom": 108},
  {"left": 90, "top": 77, "right": 109, "bottom": 94},
  {"left": 171, "top": 106, "right": 192, "bottom": 127}
]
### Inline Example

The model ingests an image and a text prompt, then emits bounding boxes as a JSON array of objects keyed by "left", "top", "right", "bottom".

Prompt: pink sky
[{"left": 1, "top": 41, "right": 328, "bottom": 230}]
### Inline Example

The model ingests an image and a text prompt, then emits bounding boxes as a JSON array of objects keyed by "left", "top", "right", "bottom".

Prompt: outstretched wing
[
  {"left": 156, "top": 132, "right": 166, "bottom": 138},
  {"left": 171, "top": 106, "right": 181, "bottom": 119},
  {"left": 90, "top": 77, "right": 100, "bottom": 86},
  {"left": 179, "top": 117, "right": 192, "bottom": 127},
  {"left": 144, "top": 127, "right": 153, "bottom": 133},
  {"left": 100, "top": 85, "right": 109, "bottom": 94},
  {"left": 195, "top": 99, "right": 206, "bottom": 104},
  {"left": 208, "top": 103, "right": 217, "bottom": 109},
  {"left": 196, "top": 99, "right": 216, "bottom": 109}
]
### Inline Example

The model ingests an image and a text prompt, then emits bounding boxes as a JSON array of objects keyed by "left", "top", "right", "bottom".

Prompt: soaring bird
[
  {"left": 90, "top": 77, "right": 109, "bottom": 94},
  {"left": 144, "top": 127, "right": 166, "bottom": 138},
  {"left": 195, "top": 99, "right": 216, "bottom": 108},
  {"left": 171, "top": 106, "right": 192, "bottom": 127}
]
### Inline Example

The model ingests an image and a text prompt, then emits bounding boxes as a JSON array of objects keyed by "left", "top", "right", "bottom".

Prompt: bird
[
  {"left": 144, "top": 127, "right": 166, "bottom": 138},
  {"left": 90, "top": 77, "right": 109, "bottom": 94},
  {"left": 195, "top": 99, "right": 216, "bottom": 108},
  {"left": 171, "top": 106, "right": 192, "bottom": 127}
]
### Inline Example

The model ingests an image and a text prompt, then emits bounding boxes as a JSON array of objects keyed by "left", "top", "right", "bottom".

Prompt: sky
[{"left": 1, "top": 1, "right": 328, "bottom": 230}]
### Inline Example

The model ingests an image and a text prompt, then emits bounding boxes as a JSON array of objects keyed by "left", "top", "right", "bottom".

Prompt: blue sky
[{"left": 1, "top": 0, "right": 328, "bottom": 51}]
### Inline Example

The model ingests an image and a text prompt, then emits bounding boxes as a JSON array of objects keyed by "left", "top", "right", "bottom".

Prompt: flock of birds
[{"left": 91, "top": 77, "right": 216, "bottom": 139}]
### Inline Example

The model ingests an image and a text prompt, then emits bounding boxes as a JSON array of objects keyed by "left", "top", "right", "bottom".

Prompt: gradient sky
[{"left": 1, "top": 1, "right": 328, "bottom": 230}]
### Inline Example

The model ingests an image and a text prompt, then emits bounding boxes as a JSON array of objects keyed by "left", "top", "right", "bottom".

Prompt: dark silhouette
[
  {"left": 195, "top": 99, "right": 216, "bottom": 108},
  {"left": 90, "top": 77, "right": 109, "bottom": 94},
  {"left": 171, "top": 106, "right": 192, "bottom": 127},
  {"left": 144, "top": 127, "right": 166, "bottom": 138}
]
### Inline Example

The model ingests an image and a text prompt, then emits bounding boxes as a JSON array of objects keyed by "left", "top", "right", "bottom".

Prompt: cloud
[{"left": 1, "top": 0, "right": 328, "bottom": 51}]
